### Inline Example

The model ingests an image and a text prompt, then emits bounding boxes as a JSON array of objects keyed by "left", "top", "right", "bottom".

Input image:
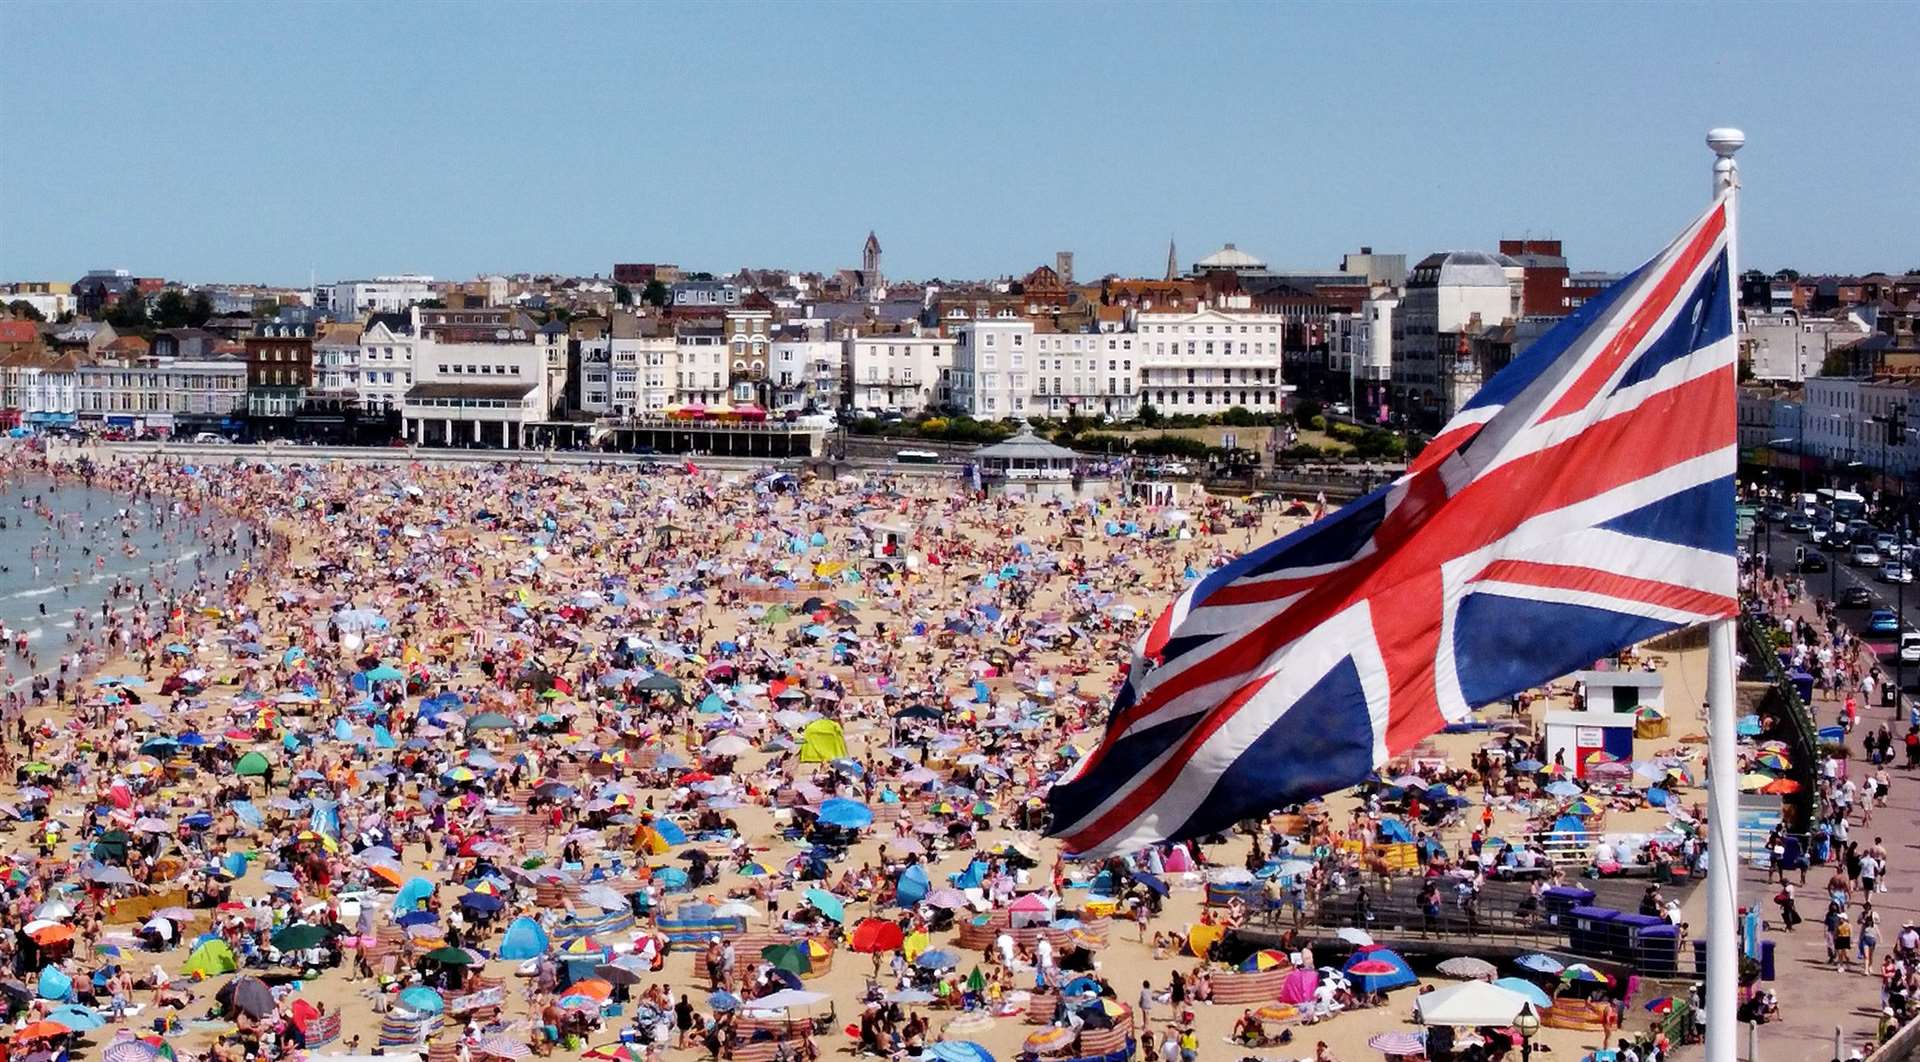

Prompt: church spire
[{"left": 1164, "top": 235, "right": 1178, "bottom": 281}]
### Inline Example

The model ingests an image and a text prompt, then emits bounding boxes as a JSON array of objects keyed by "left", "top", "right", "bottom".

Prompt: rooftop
[{"left": 973, "top": 425, "right": 1081, "bottom": 462}]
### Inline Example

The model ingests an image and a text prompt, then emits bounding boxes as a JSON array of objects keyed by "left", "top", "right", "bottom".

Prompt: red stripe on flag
[
  {"left": 1538, "top": 206, "right": 1725, "bottom": 423},
  {"left": 1474, "top": 559, "right": 1736, "bottom": 618}
]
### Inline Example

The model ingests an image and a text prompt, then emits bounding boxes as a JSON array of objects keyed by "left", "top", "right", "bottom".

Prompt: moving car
[
  {"left": 1884, "top": 562, "right": 1914, "bottom": 585},
  {"left": 1799, "top": 550, "right": 1829, "bottom": 573},
  {"left": 1868, "top": 608, "right": 1901, "bottom": 634},
  {"left": 1902, "top": 631, "right": 1920, "bottom": 665},
  {"left": 1852, "top": 545, "right": 1882, "bottom": 567},
  {"left": 1841, "top": 585, "right": 1873, "bottom": 607},
  {"left": 1786, "top": 514, "right": 1811, "bottom": 533}
]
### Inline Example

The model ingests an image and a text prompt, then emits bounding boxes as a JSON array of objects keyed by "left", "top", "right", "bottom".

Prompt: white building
[
  {"left": 675, "top": 325, "right": 728, "bottom": 406},
  {"left": 356, "top": 311, "right": 418, "bottom": 415},
  {"left": 1393, "top": 251, "right": 1522, "bottom": 423},
  {"left": 403, "top": 316, "right": 552, "bottom": 448},
  {"left": 324, "top": 275, "right": 436, "bottom": 321},
  {"left": 1741, "top": 309, "right": 1871, "bottom": 383},
  {"left": 1133, "top": 307, "right": 1287, "bottom": 415},
  {"left": 1803, "top": 375, "right": 1920, "bottom": 476},
  {"left": 1329, "top": 291, "right": 1398, "bottom": 414},
  {"left": 0, "top": 351, "right": 81, "bottom": 424},
  {"left": 952, "top": 319, "right": 1038, "bottom": 418},
  {"left": 612, "top": 330, "right": 676, "bottom": 416},
  {"left": 769, "top": 329, "right": 841, "bottom": 412},
  {"left": 846, "top": 332, "right": 956, "bottom": 414},
  {"left": 1027, "top": 326, "right": 1141, "bottom": 420},
  {"left": 74, "top": 355, "right": 248, "bottom": 433},
  {"left": 311, "top": 323, "right": 363, "bottom": 404}
]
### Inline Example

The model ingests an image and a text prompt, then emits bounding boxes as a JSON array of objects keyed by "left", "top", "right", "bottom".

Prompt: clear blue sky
[{"left": 4, "top": 2, "right": 1913, "bottom": 287}]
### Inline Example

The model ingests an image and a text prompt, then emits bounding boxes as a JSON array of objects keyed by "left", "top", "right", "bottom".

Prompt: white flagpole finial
[{"left": 1708, "top": 127, "right": 1745, "bottom": 196}]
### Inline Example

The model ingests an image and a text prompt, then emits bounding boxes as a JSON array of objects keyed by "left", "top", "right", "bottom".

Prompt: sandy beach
[{"left": 0, "top": 443, "right": 1720, "bottom": 1062}]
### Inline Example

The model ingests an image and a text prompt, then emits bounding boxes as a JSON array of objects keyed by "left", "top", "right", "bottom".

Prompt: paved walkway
[{"left": 1672, "top": 589, "right": 1914, "bottom": 1062}]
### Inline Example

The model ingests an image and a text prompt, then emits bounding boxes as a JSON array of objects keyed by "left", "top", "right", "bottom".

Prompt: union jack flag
[{"left": 1048, "top": 198, "right": 1738, "bottom": 857}]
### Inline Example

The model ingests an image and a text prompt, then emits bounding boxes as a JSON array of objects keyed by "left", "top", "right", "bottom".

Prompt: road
[{"left": 1756, "top": 519, "right": 1920, "bottom": 695}]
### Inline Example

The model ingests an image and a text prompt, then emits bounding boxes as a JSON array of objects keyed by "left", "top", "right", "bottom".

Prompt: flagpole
[{"left": 1705, "top": 125, "right": 1745, "bottom": 1062}]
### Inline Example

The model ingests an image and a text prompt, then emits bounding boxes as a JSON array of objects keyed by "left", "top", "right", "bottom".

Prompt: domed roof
[
  {"left": 1410, "top": 250, "right": 1518, "bottom": 289},
  {"left": 1195, "top": 243, "right": 1267, "bottom": 271}
]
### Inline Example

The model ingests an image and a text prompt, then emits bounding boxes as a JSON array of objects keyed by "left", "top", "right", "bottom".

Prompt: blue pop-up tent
[
  {"left": 1343, "top": 947, "right": 1418, "bottom": 993},
  {"left": 499, "top": 917, "right": 549, "bottom": 960},
  {"left": 896, "top": 865, "right": 930, "bottom": 907}
]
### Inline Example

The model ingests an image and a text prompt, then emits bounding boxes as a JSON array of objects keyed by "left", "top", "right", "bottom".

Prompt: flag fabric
[{"left": 1047, "top": 198, "right": 1738, "bottom": 857}]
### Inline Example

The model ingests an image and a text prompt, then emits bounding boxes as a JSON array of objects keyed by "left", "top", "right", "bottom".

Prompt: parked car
[
  {"left": 191, "top": 432, "right": 233, "bottom": 444},
  {"left": 1869, "top": 608, "right": 1901, "bottom": 634},
  {"left": 1902, "top": 631, "right": 1920, "bottom": 664},
  {"left": 1884, "top": 562, "right": 1914, "bottom": 585},
  {"left": 1841, "top": 585, "right": 1873, "bottom": 607},
  {"left": 1852, "top": 545, "right": 1882, "bottom": 567}
]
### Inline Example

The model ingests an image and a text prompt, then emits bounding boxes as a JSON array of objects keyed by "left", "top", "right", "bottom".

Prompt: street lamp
[{"left": 1515, "top": 1001, "right": 1541, "bottom": 1062}]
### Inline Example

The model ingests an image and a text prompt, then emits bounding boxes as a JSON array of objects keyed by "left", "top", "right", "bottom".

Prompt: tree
[
  {"left": 1135, "top": 402, "right": 1161, "bottom": 427},
  {"left": 6, "top": 300, "right": 44, "bottom": 322},
  {"left": 153, "top": 290, "right": 192, "bottom": 329},
  {"left": 417, "top": 298, "right": 446, "bottom": 309},
  {"left": 1821, "top": 349, "right": 1854, "bottom": 377},
  {"left": 106, "top": 291, "right": 149, "bottom": 329},
  {"left": 1219, "top": 405, "right": 1258, "bottom": 427},
  {"left": 642, "top": 280, "right": 669, "bottom": 308},
  {"left": 187, "top": 293, "right": 213, "bottom": 327},
  {"left": 614, "top": 283, "right": 634, "bottom": 306}
]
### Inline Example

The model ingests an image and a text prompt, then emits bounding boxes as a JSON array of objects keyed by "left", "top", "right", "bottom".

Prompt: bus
[
  {"left": 896, "top": 449, "right": 942, "bottom": 465},
  {"left": 1813, "top": 488, "right": 1867, "bottom": 520}
]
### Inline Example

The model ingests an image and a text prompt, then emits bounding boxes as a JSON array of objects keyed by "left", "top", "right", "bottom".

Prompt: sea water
[{"left": 0, "top": 476, "right": 250, "bottom": 685}]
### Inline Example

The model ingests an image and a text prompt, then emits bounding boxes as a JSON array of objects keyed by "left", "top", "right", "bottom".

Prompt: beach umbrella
[
  {"left": 271, "top": 924, "right": 328, "bottom": 951},
  {"left": 1366, "top": 1031, "right": 1426, "bottom": 1055},
  {"left": 928, "top": 1042, "right": 994, "bottom": 1062},
  {"left": 425, "top": 946, "right": 477, "bottom": 966},
  {"left": 103, "top": 1041, "right": 161, "bottom": 1062},
  {"left": 1437, "top": 956, "right": 1497, "bottom": 980},
  {"left": 476, "top": 1035, "right": 531, "bottom": 1059},
  {"left": 467, "top": 712, "right": 514, "bottom": 731},
  {"left": 1335, "top": 927, "right": 1374, "bottom": 947},
  {"left": 707, "top": 991, "right": 741, "bottom": 1012},
  {"left": 1026, "top": 1027, "right": 1074, "bottom": 1054},
  {"left": 887, "top": 989, "right": 936, "bottom": 1005},
  {"left": 460, "top": 892, "right": 506, "bottom": 914},
  {"left": 1240, "top": 949, "right": 1291, "bottom": 972},
  {"left": 817, "top": 798, "right": 874, "bottom": 830},
  {"left": 915, "top": 949, "right": 958, "bottom": 970},
  {"left": 12, "top": 1021, "right": 72, "bottom": 1042},
  {"left": 218, "top": 976, "right": 276, "bottom": 1018},
  {"left": 1492, "top": 977, "right": 1552, "bottom": 1008},
  {"left": 1644, "top": 996, "right": 1676, "bottom": 1014},
  {"left": 1515, "top": 953, "right": 1564, "bottom": 975},
  {"left": 761, "top": 943, "right": 811, "bottom": 975},
  {"left": 582, "top": 1047, "right": 643, "bottom": 1062},
  {"left": 46, "top": 1006, "right": 105, "bottom": 1032},
  {"left": 1561, "top": 963, "right": 1611, "bottom": 985},
  {"left": 398, "top": 986, "right": 445, "bottom": 1014},
  {"left": 804, "top": 888, "right": 845, "bottom": 922}
]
